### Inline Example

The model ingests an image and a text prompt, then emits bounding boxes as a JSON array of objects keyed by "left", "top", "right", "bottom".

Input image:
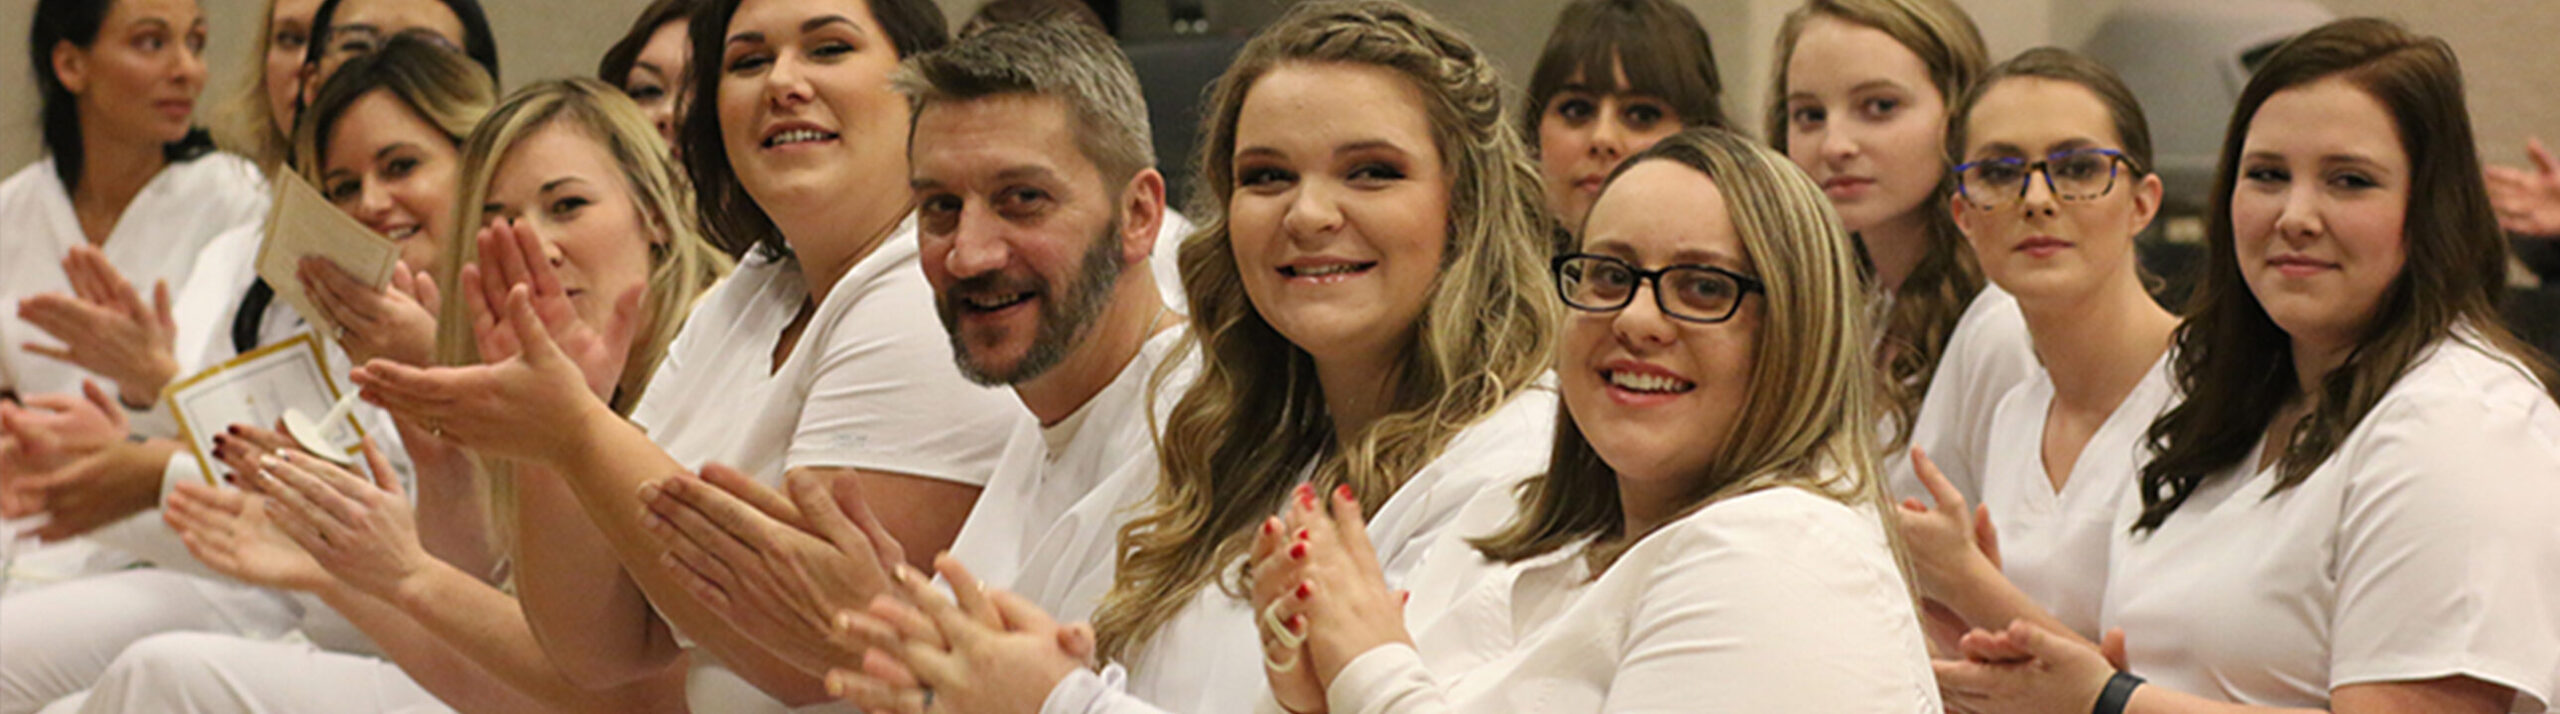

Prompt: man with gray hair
[{"left": 635, "top": 15, "right": 1195, "bottom": 684}]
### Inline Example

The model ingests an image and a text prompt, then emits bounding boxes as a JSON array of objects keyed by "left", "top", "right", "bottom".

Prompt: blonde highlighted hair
[
  {"left": 212, "top": 0, "right": 299, "bottom": 174},
  {"left": 1476, "top": 126, "right": 1887, "bottom": 570},
  {"left": 1092, "top": 0, "right": 1557, "bottom": 665},
  {"left": 435, "top": 78, "right": 731, "bottom": 557},
  {"left": 1765, "top": 0, "right": 1988, "bottom": 447}
]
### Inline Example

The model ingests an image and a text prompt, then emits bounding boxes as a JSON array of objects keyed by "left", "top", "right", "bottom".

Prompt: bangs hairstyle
[
  {"left": 28, "top": 0, "right": 218, "bottom": 189},
  {"left": 679, "top": 0, "right": 950, "bottom": 257},
  {"left": 212, "top": 0, "right": 303, "bottom": 174},
  {"left": 600, "top": 0, "right": 710, "bottom": 86},
  {"left": 1765, "top": 0, "right": 1987, "bottom": 448},
  {"left": 2136, "top": 17, "right": 2560, "bottom": 532},
  {"left": 1522, "top": 0, "right": 1730, "bottom": 141},
  {"left": 1092, "top": 0, "right": 1557, "bottom": 665},
  {"left": 1946, "top": 46, "right": 2154, "bottom": 176},
  {"left": 891, "top": 14, "right": 1153, "bottom": 185},
  {"left": 438, "top": 78, "right": 732, "bottom": 561},
  {"left": 1475, "top": 127, "right": 1886, "bottom": 570},
  {"left": 291, "top": 33, "right": 495, "bottom": 190}
]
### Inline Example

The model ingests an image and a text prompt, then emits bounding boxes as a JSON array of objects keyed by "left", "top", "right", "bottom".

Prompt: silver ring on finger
[{"left": 919, "top": 686, "right": 935, "bottom": 711}]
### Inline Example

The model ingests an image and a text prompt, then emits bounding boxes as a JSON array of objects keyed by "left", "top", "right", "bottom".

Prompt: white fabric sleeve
[
  {"left": 1328, "top": 644, "right": 1449, "bottom": 714},
  {"left": 2327, "top": 394, "right": 2560, "bottom": 712},
  {"left": 1889, "top": 290, "right": 2035, "bottom": 503},
  {"left": 782, "top": 265, "right": 1018, "bottom": 485},
  {"left": 1039, "top": 664, "right": 1182, "bottom": 714}
]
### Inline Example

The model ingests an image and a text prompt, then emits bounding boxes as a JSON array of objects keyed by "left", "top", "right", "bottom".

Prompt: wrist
[
  {"left": 2091, "top": 670, "right": 2143, "bottom": 714},
  {"left": 121, "top": 356, "right": 179, "bottom": 408}
]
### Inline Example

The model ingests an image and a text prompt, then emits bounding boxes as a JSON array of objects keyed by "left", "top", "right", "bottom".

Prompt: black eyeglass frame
[
  {"left": 1551, "top": 253, "right": 1766, "bottom": 324},
  {"left": 1951, "top": 147, "right": 2141, "bottom": 209}
]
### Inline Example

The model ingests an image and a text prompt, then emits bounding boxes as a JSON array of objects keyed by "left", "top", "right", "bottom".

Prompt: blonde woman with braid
[
  {"left": 1768, "top": 0, "right": 2036, "bottom": 502},
  {"left": 830, "top": 3, "right": 1559, "bottom": 713}
]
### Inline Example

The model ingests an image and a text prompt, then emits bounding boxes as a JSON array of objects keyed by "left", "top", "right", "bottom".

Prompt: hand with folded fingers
[
  {"left": 1891, "top": 447, "right": 2006, "bottom": 648},
  {"left": 638, "top": 463, "right": 906, "bottom": 675},
  {"left": 300, "top": 256, "right": 440, "bottom": 367},
  {"left": 1249, "top": 494, "right": 1327, "bottom": 713},
  {"left": 1931, "top": 620, "right": 2129, "bottom": 714},
  {"left": 2487, "top": 137, "right": 2560, "bottom": 238},
  {"left": 0, "top": 437, "right": 178, "bottom": 541},
  {"left": 829, "top": 555, "right": 1096, "bottom": 714},
  {"left": 1257, "top": 483, "right": 1408, "bottom": 692},
  {"left": 461, "top": 218, "right": 639, "bottom": 401},
  {"left": 165, "top": 480, "right": 335, "bottom": 591},
  {"left": 249, "top": 439, "right": 434, "bottom": 603},
  {"left": 351, "top": 283, "right": 619, "bottom": 465},
  {"left": 0, "top": 380, "right": 129, "bottom": 478},
  {"left": 14, "top": 246, "right": 182, "bottom": 407}
]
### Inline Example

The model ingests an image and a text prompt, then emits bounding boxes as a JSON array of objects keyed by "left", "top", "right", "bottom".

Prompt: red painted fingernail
[
  {"left": 1334, "top": 484, "right": 1353, "bottom": 502},
  {"left": 225, "top": 425, "right": 241, "bottom": 436},
  {"left": 1289, "top": 614, "right": 1306, "bottom": 633},
  {"left": 1289, "top": 542, "right": 1306, "bottom": 560},
  {"left": 1295, "top": 483, "right": 1315, "bottom": 508},
  {"left": 1294, "top": 528, "right": 1309, "bottom": 542},
  {"left": 1400, "top": 590, "right": 1411, "bottom": 605},
  {"left": 1262, "top": 519, "right": 1278, "bottom": 536},
  {"left": 1294, "top": 582, "right": 1312, "bottom": 600}
]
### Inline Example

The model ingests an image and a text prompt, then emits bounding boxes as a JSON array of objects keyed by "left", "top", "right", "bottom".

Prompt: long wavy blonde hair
[
  {"left": 1092, "top": 0, "right": 1557, "bottom": 665},
  {"left": 1475, "top": 127, "right": 1888, "bottom": 572},
  {"left": 1765, "top": 0, "right": 1988, "bottom": 447},
  {"left": 435, "top": 78, "right": 730, "bottom": 558}
]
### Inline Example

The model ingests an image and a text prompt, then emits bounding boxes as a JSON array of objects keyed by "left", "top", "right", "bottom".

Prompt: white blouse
[
  {"left": 1887, "top": 284, "right": 2039, "bottom": 503},
  {"left": 0, "top": 154, "right": 266, "bottom": 397},
  {"left": 1321, "top": 486, "right": 1939, "bottom": 714},
  {"left": 1040, "top": 383, "right": 1561, "bottom": 714},
  {"left": 1976, "top": 353, "right": 2172, "bottom": 639},
  {"left": 2102, "top": 335, "right": 2560, "bottom": 711}
]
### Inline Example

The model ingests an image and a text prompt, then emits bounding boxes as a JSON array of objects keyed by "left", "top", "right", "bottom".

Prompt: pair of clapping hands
[{"left": 630, "top": 463, "right": 1096, "bottom": 714}]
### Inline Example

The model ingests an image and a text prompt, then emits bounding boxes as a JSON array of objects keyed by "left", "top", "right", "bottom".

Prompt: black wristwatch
[{"left": 2093, "top": 671, "right": 2144, "bottom": 714}]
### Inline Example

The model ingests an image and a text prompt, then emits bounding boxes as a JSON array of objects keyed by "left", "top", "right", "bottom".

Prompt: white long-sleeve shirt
[
  {"left": 1040, "top": 383, "right": 1559, "bottom": 714},
  {"left": 1315, "top": 485, "right": 1939, "bottom": 714}
]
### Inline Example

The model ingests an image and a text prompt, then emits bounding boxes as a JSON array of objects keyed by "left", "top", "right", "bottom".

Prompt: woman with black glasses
[
  {"left": 1893, "top": 47, "right": 2177, "bottom": 653},
  {"left": 1239, "top": 126, "right": 1938, "bottom": 713}
]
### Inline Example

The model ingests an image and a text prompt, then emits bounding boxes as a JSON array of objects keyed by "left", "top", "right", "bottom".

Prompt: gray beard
[{"left": 942, "top": 217, "right": 1127, "bottom": 386}]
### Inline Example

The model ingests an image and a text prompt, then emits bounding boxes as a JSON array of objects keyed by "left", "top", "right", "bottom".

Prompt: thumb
[
  {"left": 2101, "top": 627, "right": 2129, "bottom": 671},
  {"left": 152, "top": 280, "right": 174, "bottom": 328},
  {"left": 1059, "top": 621, "right": 1098, "bottom": 664},
  {"left": 790, "top": 473, "right": 868, "bottom": 553},
  {"left": 1973, "top": 503, "right": 2001, "bottom": 568},
  {"left": 832, "top": 475, "right": 905, "bottom": 567},
  {"left": 412, "top": 270, "right": 440, "bottom": 316},
  {"left": 2530, "top": 137, "right": 2557, "bottom": 176},
  {"left": 607, "top": 285, "right": 645, "bottom": 351},
  {"left": 360, "top": 436, "right": 402, "bottom": 497}
]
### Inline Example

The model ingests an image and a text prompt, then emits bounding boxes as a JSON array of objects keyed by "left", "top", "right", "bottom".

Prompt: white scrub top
[
  {"left": 1976, "top": 353, "right": 2172, "bottom": 640},
  {"left": 1886, "top": 284, "right": 2039, "bottom": 503},
  {"left": 629, "top": 221, "right": 1024, "bottom": 487},
  {"left": 948, "top": 326, "right": 1193, "bottom": 606},
  {"left": 1312, "top": 486, "right": 1938, "bottom": 714},
  {"left": 0, "top": 154, "right": 266, "bottom": 398},
  {"left": 1039, "top": 382, "right": 1559, "bottom": 714},
  {"left": 629, "top": 222, "right": 1026, "bottom": 714},
  {"left": 2102, "top": 334, "right": 2560, "bottom": 711}
]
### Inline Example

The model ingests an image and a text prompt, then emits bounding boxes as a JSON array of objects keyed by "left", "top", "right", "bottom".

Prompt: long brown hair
[
  {"left": 1091, "top": 0, "right": 1556, "bottom": 665},
  {"left": 1765, "top": 0, "right": 1987, "bottom": 446},
  {"left": 2135, "top": 18, "right": 2560, "bottom": 531},
  {"left": 1475, "top": 127, "right": 1884, "bottom": 571}
]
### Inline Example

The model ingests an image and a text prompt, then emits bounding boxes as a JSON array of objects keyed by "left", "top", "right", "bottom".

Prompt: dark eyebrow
[
  {"left": 539, "top": 177, "right": 590, "bottom": 194},
  {"left": 1336, "top": 139, "right": 1407, "bottom": 156},
  {"left": 803, "top": 15, "right": 861, "bottom": 35},
  {"left": 373, "top": 142, "right": 418, "bottom": 163}
]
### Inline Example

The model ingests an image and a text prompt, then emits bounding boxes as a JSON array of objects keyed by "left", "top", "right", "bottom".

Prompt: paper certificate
[
  {"left": 163, "top": 333, "right": 366, "bottom": 483},
  {"left": 256, "top": 172, "right": 400, "bottom": 335}
]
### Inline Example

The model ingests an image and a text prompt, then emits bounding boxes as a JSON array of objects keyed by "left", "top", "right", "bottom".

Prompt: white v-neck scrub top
[
  {"left": 0, "top": 154, "right": 266, "bottom": 397},
  {"left": 1887, "top": 284, "right": 2039, "bottom": 503},
  {"left": 1977, "top": 353, "right": 2173, "bottom": 639},
  {"left": 2102, "top": 335, "right": 2560, "bottom": 711}
]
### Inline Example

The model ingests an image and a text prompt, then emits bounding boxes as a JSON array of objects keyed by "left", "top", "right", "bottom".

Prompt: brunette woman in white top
[
  {"left": 1934, "top": 18, "right": 2560, "bottom": 714},
  {"left": 348, "top": 0, "right": 1021, "bottom": 710},
  {"left": 822, "top": 3, "right": 1561, "bottom": 713},
  {"left": 1245, "top": 126, "right": 1938, "bottom": 714},
  {"left": 1767, "top": 0, "right": 2036, "bottom": 500},
  {"left": 1896, "top": 48, "right": 2177, "bottom": 645}
]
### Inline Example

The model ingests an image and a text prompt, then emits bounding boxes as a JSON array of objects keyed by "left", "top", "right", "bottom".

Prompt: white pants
[
  {"left": 69, "top": 632, "right": 451, "bottom": 714},
  {"left": 0, "top": 570, "right": 299, "bottom": 714}
]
